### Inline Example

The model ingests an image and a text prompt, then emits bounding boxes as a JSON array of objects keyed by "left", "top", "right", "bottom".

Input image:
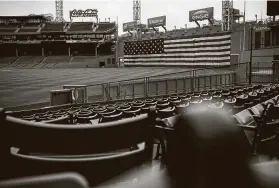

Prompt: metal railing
[{"left": 63, "top": 61, "right": 278, "bottom": 104}]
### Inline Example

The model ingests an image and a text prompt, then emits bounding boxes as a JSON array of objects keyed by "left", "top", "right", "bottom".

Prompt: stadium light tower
[
  {"left": 133, "top": 0, "right": 141, "bottom": 40},
  {"left": 55, "top": 0, "right": 65, "bottom": 22},
  {"left": 222, "top": 0, "right": 233, "bottom": 31}
]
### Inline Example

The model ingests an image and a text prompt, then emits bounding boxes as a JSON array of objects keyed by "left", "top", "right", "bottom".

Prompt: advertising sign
[
  {"left": 70, "top": 9, "right": 98, "bottom": 19},
  {"left": 123, "top": 21, "right": 135, "bottom": 32},
  {"left": 189, "top": 7, "right": 214, "bottom": 22},
  {"left": 147, "top": 16, "right": 166, "bottom": 28}
]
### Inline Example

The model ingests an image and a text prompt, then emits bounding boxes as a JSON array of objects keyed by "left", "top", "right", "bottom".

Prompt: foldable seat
[
  {"left": 116, "top": 105, "right": 131, "bottom": 112},
  {"left": 99, "top": 110, "right": 117, "bottom": 116},
  {"left": 202, "top": 95, "right": 212, "bottom": 105},
  {"left": 178, "top": 94, "right": 187, "bottom": 99},
  {"left": 190, "top": 94, "right": 201, "bottom": 102},
  {"left": 156, "top": 100, "right": 170, "bottom": 110},
  {"left": 208, "top": 101, "right": 224, "bottom": 109},
  {"left": 211, "top": 94, "right": 222, "bottom": 104},
  {"left": 99, "top": 112, "right": 123, "bottom": 123},
  {"left": 175, "top": 101, "right": 190, "bottom": 115},
  {"left": 93, "top": 107, "right": 107, "bottom": 114},
  {"left": 0, "top": 108, "right": 155, "bottom": 186},
  {"left": 158, "top": 106, "right": 176, "bottom": 119},
  {"left": 234, "top": 107, "right": 278, "bottom": 157},
  {"left": 169, "top": 99, "right": 182, "bottom": 107},
  {"left": 189, "top": 99, "right": 203, "bottom": 111},
  {"left": 123, "top": 108, "right": 141, "bottom": 118},
  {"left": 200, "top": 91, "right": 209, "bottom": 99},
  {"left": 106, "top": 104, "right": 119, "bottom": 111},
  {"left": 168, "top": 96, "right": 179, "bottom": 101},
  {"left": 223, "top": 98, "right": 236, "bottom": 113},
  {"left": 232, "top": 96, "right": 247, "bottom": 114},
  {"left": 221, "top": 91, "right": 231, "bottom": 100},
  {"left": 230, "top": 90, "right": 238, "bottom": 97},
  {"left": 132, "top": 102, "right": 145, "bottom": 108},
  {"left": 42, "top": 116, "right": 70, "bottom": 124},
  {"left": 77, "top": 113, "right": 98, "bottom": 124}
]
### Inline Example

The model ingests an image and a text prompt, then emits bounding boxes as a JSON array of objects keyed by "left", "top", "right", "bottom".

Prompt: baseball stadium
[{"left": 1, "top": 0, "right": 279, "bottom": 187}]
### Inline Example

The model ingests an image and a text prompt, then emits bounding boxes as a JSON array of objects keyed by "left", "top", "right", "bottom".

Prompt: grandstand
[
  {"left": 1, "top": 1, "right": 279, "bottom": 187},
  {"left": 0, "top": 14, "right": 117, "bottom": 68}
]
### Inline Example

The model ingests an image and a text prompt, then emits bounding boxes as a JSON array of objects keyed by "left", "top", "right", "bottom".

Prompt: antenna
[{"left": 55, "top": 0, "right": 64, "bottom": 22}]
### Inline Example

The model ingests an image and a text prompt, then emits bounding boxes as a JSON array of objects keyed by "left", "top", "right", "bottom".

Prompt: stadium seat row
[{"left": 6, "top": 84, "right": 279, "bottom": 125}]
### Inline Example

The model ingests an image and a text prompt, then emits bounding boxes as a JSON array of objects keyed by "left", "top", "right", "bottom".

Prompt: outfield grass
[{"left": 0, "top": 67, "right": 206, "bottom": 108}]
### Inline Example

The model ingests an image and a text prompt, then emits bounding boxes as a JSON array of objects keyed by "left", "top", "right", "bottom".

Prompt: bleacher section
[
  {"left": 41, "top": 22, "right": 65, "bottom": 32},
  {"left": 0, "top": 28, "right": 17, "bottom": 33},
  {"left": 1, "top": 84, "right": 279, "bottom": 187},
  {"left": 0, "top": 57, "right": 18, "bottom": 68},
  {"left": 10, "top": 56, "right": 44, "bottom": 68},
  {"left": 40, "top": 56, "right": 71, "bottom": 68},
  {"left": 6, "top": 84, "right": 278, "bottom": 123},
  {"left": 68, "top": 22, "right": 93, "bottom": 32},
  {"left": 95, "top": 22, "right": 116, "bottom": 32},
  {"left": 18, "top": 28, "right": 39, "bottom": 33}
]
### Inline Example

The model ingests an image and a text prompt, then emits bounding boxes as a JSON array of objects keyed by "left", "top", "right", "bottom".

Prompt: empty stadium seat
[{"left": 0, "top": 108, "right": 155, "bottom": 185}]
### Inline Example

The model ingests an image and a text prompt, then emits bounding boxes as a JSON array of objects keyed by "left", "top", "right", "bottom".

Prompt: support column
[
  {"left": 95, "top": 46, "right": 98, "bottom": 56},
  {"left": 42, "top": 47, "right": 44, "bottom": 56},
  {"left": 68, "top": 46, "right": 71, "bottom": 56},
  {"left": 15, "top": 47, "right": 18, "bottom": 57}
]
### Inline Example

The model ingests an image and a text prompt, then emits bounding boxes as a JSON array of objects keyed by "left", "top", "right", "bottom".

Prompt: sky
[{"left": 0, "top": 0, "right": 268, "bottom": 34}]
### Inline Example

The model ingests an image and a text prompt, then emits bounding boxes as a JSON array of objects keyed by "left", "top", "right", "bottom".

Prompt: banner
[
  {"left": 189, "top": 7, "right": 214, "bottom": 22},
  {"left": 147, "top": 16, "right": 166, "bottom": 28},
  {"left": 123, "top": 22, "right": 135, "bottom": 32}
]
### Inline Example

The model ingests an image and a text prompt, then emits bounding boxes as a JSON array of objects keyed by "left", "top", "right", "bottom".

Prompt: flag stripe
[
  {"left": 164, "top": 34, "right": 231, "bottom": 43},
  {"left": 124, "top": 56, "right": 230, "bottom": 62},
  {"left": 164, "top": 40, "right": 231, "bottom": 48},
  {"left": 124, "top": 51, "right": 230, "bottom": 58},
  {"left": 124, "top": 62, "right": 231, "bottom": 66}
]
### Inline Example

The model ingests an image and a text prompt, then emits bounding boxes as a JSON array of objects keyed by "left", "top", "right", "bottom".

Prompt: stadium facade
[
  {"left": 0, "top": 13, "right": 117, "bottom": 68},
  {"left": 0, "top": 6, "right": 279, "bottom": 68}
]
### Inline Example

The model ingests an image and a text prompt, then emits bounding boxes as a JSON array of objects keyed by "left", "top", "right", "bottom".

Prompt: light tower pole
[
  {"left": 222, "top": 0, "right": 233, "bottom": 31},
  {"left": 55, "top": 0, "right": 64, "bottom": 22},
  {"left": 133, "top": 0, "right": 141, "bottom": 40}
]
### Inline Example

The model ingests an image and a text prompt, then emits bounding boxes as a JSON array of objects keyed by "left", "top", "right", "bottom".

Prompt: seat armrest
[
  {"left": 154, "top": 125, "right": 175, "bottom": 131},
  {"left": 235, "top": 124, "right": 257, "bottom": 131},
  {"left": 266, "top": 119, "right": 279, "bottom": 127}
]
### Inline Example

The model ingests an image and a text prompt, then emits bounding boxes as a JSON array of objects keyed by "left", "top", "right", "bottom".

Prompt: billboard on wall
[
  {"left": 267, "top": 0, "right": 279, "bottom": 16},
  {"left": 69, "top": 9, "right": 98, "bottom": 19},
  {"left": 123, "top": 22, "right": 135, "bottom": 32},
  {"left": 189, "top": 7, "right": 214, "bottom": 22},
  {"left": 147, "top": 16, "right": 166, "bottom": 28}
]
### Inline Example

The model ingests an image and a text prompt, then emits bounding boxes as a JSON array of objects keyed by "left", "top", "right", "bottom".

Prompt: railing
[
  {"left": 61, "top": 61, "right": 278, "bottom": 104},
  {"left": 84, "top": 68, "right": 235, "bottom": 103}
]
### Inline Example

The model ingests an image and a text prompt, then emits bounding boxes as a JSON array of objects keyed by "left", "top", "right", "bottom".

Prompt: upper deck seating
[
  {"left": 41, "top": 22, "right": 65, "bottom": 32},
  {"left": 18, "top": 28, "right": 39, "bottom": 33},
  {"left": 95, "top": 23, "right": 115, "bottom": 32},
  {"left": 68, "top": 22, "right": 93, "bottom": 32}
]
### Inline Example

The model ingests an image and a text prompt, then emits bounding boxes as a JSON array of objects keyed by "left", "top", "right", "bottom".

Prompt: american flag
[{"left": 124, "top": 32, "right": 231, "bottom": 66}]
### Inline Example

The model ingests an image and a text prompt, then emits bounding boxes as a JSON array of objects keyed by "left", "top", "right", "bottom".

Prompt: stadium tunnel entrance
[{"left": 99, "top": 61, "right": 105, "bottom": 68}]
